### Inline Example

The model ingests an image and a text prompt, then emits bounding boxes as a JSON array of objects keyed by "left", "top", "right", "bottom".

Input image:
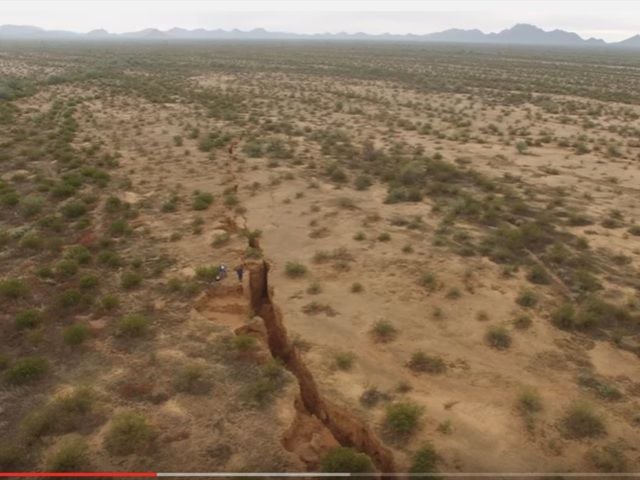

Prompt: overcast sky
[{"left": 2, "top": 0, "right": 639, "bottom": 41}]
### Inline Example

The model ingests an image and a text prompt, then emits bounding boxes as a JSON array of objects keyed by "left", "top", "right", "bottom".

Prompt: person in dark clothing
[{"left": 235, "top": 264, "right": 244, "bottom": 282}]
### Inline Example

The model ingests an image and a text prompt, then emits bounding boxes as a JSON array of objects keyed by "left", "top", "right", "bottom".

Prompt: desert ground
[{"left": 1, "top": 42, "right": 640, "bottom": 475}]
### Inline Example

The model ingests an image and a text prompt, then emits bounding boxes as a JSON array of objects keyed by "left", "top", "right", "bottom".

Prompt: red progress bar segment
[{"left": 0, "top": 473, "right": 157, "bottom": 477}]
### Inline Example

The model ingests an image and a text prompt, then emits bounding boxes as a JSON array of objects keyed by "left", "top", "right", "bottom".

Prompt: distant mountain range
[{"left": 1, "top": 23, "right": 639, "bottom": 48}]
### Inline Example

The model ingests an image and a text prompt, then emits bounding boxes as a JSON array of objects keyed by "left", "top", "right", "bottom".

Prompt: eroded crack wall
[{"left": 247, "top": 257, "right": 396, "bottom": 473}]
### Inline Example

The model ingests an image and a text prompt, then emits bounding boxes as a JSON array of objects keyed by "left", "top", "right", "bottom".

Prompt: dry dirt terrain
[{"left": 1, "top": 42, "right": 640, "bottom": 475}]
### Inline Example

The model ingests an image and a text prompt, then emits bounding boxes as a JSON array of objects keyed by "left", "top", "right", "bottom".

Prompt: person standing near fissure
[{"left": 235, "top": 264, "right": 244, "bottom": 282}]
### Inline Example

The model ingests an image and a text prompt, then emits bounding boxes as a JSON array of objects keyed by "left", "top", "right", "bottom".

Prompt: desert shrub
[
  {"left": 233, "top": 334, "right": 257, "bottom": 352},
  {"left": 120, "top": 271, "right": 142, "bottom": 289},
  {"left": 562, "top": 402, "right": 606, "bottom": 439},
  {"left": 4, "top": 356, "right": 48, "bottom": 385},
  {"left": 195, "top": 265, "right": 220, "bottom": 282},
  {"left": 79, "top": 274, "right": 98, "bottom": 290},
  {"left": 61, "top": 200, "right": 87, "bottom": 219},
  {"left": 385, "top": 402, "right": 423, "bottom": 436},
  {"left": 109, "top": 218, "right": 131, "bottom": 236},
  {"left": 0, "top": 442, "right": 29, "bottom": 469},
  {"left": 350, "top": 282, "right": 363, "bottom": 293},
  {"left": 174, "top": 364, "right": 212, "bottom": 394},
  {"left": 66, "top": 245, "right": 91, "bottom": 264},
  {"left": 192, "top": 191, "right": 214, "bottom": 210},
  {"left": 360, "top": 386, "right": 390, "bottom": 407},
  {"left": 63, "top": 324, "right": 90, "bottom": 346},
  {"left": 247, "top": 360, "right": 288, "bottom": 406},
  {"left": 485, "top": 326, "right": 512, "bottom": 350},
  {"left": 212, "top": 232, "right": 230, "bottom": 247},
  {"left": 99, "top": 295, "right": 120, "bottom": 311},
  {"left": 587, "top": 444, "right": 628, "bottom": 473},
  {"left": 518, "top": 388, "right": 543, "bottom": 414},
  {"left": 46, "top": 435, "right": 90, "bottom": 471},
  {"left": 55, "top": 259, "right": 79, "bottom": 278},
  {"left": 551, "top": 303, "right": 576, "bottom": 329},
  {"left": 354, "top": 175, "right": 372, "bottom": 191},
  {"left": 19, "top": 231, "right": 44, "bottom": 251},
  {"left": 97, "top": 250, "right": 122, "bottom": 268},
  {"left": 104, "top": 195, "right": 123, "bottom": 213},
  {"left": 319, "top": 447, "right": 374, "bottom": 474},
  {"left": 353, "top": 231, "right": 366, "bottom": 241},
  {"left": 371, "top": 320, "right": 397, "bottom": 342},
  {"left": 0, "top": 278, "right": 29, "bottom": 299},
  {"left": 56, "top": 288, "right": 88, "bottom": 310},
  {"left": 15, "top": 309, "right": 42, "bottom": 330},
  {"left": 628, "top": 225, "right": 640, "bottom": 236},
  {"left": 526, "top": 265, "right": 550, "bottom": 285},
  {"left": 577, "top": 374, "right": 623, "bottom": 401},
  {"left": 377, "top": 232, "right": 391, "bottom": 242},
  {"left": 410, "top": 444, "right": 439, "bottom": 473},
  {"left": 117, "top": 314, "right": 149, "bottom": 337},
  {"left": 285, "top": 261, "right": 307, "bottom": 278},
  {"left": 21, "top": 195, "right": 44, "bottom": 217},
  {"left": 419, "top": 272, "right": 438, "bottom": 292},
  {"left": 516, "top": 290, "right": 538, "bottom": 308},
  {"left": 334, "top": 352, "right": 355, "bottom": 370},
  {"left": 444, "top": 287, "right": 460, "bottom": 299},
  {"left": 408, "top": 351, "right": 446, "bottom": 374},
  {"left": 306, "top": 282, "right": 322, "bottom": 295},
  {"left": 103, "top": 411, "right": 153, "bottom": 455},
  {"left": 513, "top": 314, "right": 532, "bottom": 330}
]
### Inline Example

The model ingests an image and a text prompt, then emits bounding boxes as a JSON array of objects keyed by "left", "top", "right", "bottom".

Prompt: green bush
[
  {"left": 385, "top": 402, "right": 423, "bottom": 436},
  {"left": 419, "top": 272, "right": 438, "bottom": 292},
  {"left": 334, "top": 352, "right": 355, "bottom": 370},
  {"left": 195, "top": 265, "right": 220, "bottom": 282},
  {"left": 485, "top": 326, "right": 512, "bottom": 350},
  {"left": 562, "top": 402, "right": 606, "bottom": 439},
  {"left": 4, "top": 357, "right": 48, "bottom": 385},
  {"left": 587, "top": 444, "right": 628, "bottom": 473},
  {"left": 109, "top": 218, "right": 131, "bottom": 236},
  {"left": 79, "top": 274, "right": 99, "bottom": 290},
  {"left": 103, "top": 411, "right": 153, "bottom": 455},
  {"left": 99, "top": 295, "right": 120, "bottom": 311},
  {"left": 120, "top": 271, "right": 142, "bottom": 289},
  {"left": 233, "top": 334, "right": 257, "bottom": 352},
  {"left": 516, "top": 290, "right": 538, "bottom": 308},
  {"left": 408, "top": 351, "right": 446, "bottom": 373},
  {"left": 517, "top": 388, "right": 543, "bottom": 414},
  {"left": 63, "top": 324, "right": 90, "bottom": 346},
  {"left": 192, "top": 192, "right": 214, "bottom": 210},
  {"left": 0, "top": 278, "right": 29, "bottom": 299},
  {"left": 513, "top": 314, "right": 532, "bottom": 330},
  {"left": 15, "top": 309, "right": 42, "bottom": 330},
  {"left": 319, "top": 447, "right": 374, "bottom": 474},
  {"left": 55, "top": 259, "right": 79, "bottom": 278},
  {"left": 285, "top": 261, "right": 307, "bottom": 278},
  {"left": 20, "top": 387, "right": 95, "bottom": 440},
  {"left": 526, "top": 265, "right": 550, "bottom": 284},
  {"left": 174, "top": 364, "right": 212, "bottom": 394},
  {"left": 61, "top": 200, "right": 87, "bottom": 219},
  {"left": 551, "top": 303, "right": 576, "bottom": 329},
  {"left": 371, "top": 320, "right": 397, "bottom": 342},
  {"left": 117, "top": 314, "right": 149, "bottom": 337},
  {"left": 46, "top": 435, "right": 90, "bottom": 471},
  {"left": 410, "top": 444, "right": 439, "bottom": 473}
]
